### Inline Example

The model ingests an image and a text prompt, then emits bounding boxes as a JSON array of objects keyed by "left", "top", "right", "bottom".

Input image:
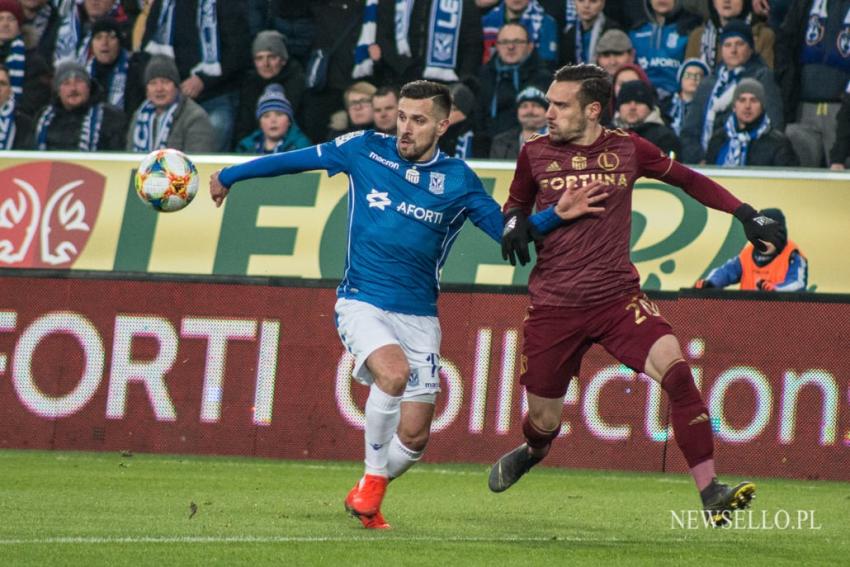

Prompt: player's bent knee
[{"left": 397, "top": 429, "right": 430, "bottom": 452}]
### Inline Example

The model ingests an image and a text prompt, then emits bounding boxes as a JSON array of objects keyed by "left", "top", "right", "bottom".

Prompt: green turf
[{"left": 0, "top": 450, "right": 847, "bottom": 566}]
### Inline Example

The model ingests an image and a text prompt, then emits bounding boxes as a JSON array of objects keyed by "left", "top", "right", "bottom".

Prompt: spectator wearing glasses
[
  {"left": 327, "top": 80, "right": 376, "bottom": 141},
  {"left": 664, "top": 57, "right": 709, "bottom": 136},
  {"left": 482, "top": 0, "right": 559, "bottom": 67},
  {"left": 478, "top": 22, "right": 550, "bottom": 147}
]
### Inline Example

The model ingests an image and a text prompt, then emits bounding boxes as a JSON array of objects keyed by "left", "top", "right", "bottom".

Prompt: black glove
[
  {"left": 734, "top": 204, "right": 786, "bottom": 253},
  {"left": 501, "top": 208, "right": 534, "bottom": 266}
]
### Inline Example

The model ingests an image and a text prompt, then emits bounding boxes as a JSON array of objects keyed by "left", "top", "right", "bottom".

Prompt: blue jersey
[{"left": 219, "top": 130, "right": 560, "bottom": 316}]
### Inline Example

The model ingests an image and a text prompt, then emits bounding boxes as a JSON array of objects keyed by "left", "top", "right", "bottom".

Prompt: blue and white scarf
[
  {"left": 669, "top": 93, "right": 686, "bottom": 135},
  {"left": 254, "top": 134, "right": 286, "bottom": 154},
  {"left": 395, "top": 0, "right": 463, "bottom": 81},
  {"left": 519, "top": 0, "right": 547, "bottom": 50},
  {"left": 0, "top": 97, "right": 16, "bottom": 149},
  {"left": 131, "top": 98, "right": 180, "bottom": 152},
  {"left": 564, "top": 0, "right": 577, "bottom": 32},
  {"left": 701, "top": 65, "right": 743, "bottom": 151},
  {"left": 802, "top": 0, "right": 850, "bottom": 70},
  {"left": 352, "top": 0, "right": 378, "bottom": 79},
  {"left": 146, "top": 0, "right": 222, "bottom": 77},
  {"left": 574, "top": 13, "right": 605, "bottom": 64},
  {"left": 699, "top": 20, "right": 719, "bottom": 72},
  {"left": 36, "top": 103, "right": 104, "bottom": 151},
  {"left": 54, "top": 0, "right": 122, "bottom": 64},
  {"left": 717, "top": 112, "right": 771, "bottom": 166},
  {"left": 3, "top": 36, "right": 26, "bottom": 101},
  {"left": 454, "top": 130, "right": 473, "bottom": 159},
  {"left": 87, "top": 49, "right": 129, "bottom": 108}
]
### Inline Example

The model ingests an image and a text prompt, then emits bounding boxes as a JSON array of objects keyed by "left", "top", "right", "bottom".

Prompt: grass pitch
[{"left": 0, "top": 451, "right": 847, "bottom": 566}]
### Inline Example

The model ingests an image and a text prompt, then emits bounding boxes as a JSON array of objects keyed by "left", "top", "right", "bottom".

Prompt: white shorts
[{"left": 334, "top": 298, "right": 442, "bottom": 403}]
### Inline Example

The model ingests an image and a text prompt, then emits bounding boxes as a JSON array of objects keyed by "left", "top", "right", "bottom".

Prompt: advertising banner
[
  {"left": 1, "top": 274, "right": 847, "bottom": 481},
  {"left": 1, "top": 152, "right": 849, "bottom": 291}
]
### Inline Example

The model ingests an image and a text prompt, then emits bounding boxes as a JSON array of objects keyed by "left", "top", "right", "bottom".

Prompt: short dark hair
[
  {"left": 374, "top": 85, "right": 399, "bottom": 99},
  {"left": 399, "top": 80, "right": 451, "bottom": 118},
  {"left": 553, "top": 64, "right": 612, "bottom": 109}
]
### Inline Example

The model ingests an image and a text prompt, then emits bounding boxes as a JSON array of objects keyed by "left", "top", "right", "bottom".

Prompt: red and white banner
[{"left": 0, "top": 275, "right": 848, "bottom": 480}]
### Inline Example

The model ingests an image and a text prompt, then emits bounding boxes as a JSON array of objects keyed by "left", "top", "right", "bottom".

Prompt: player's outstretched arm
[
  {"left": 209, "top": 145, "right": 338, "bottom": 207},
  {"left": 634, "top": 135, "right": 783, "bottom": 252}
]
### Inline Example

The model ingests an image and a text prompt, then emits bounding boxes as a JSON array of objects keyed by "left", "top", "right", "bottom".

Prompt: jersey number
[{"left": 625, "top": 296, "right": 660, "bottom": 326}]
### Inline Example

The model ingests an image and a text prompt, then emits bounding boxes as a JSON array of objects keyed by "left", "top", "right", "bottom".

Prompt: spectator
[
  {"left": 44, "top": 0, "right": 129, "bottom": 65},
  {"left": 489, "top": 85, "right": 547, "bottom": 159},
  {"left": 478, "top": 22, "right": 551, "bottom": 144},
  {"left": 614, "top": 79, "right": 682, "bottom": 158},
  {"left": 0, "top": 64, "right": 34, "bottom": 149},
  {"left": 706, "top": 78, "right": 798, "bottom": 166},
  {"left": 371, "top": 85, "right": 399, "bottom": 136},
  {"left": 34, "top": 59, "right": 126, "bottom": 151},
  {"left": 376, "top": 0, "right": 482, "bottom": 85},
  {"left": 680, "top": 19, "right": 783, "bottom": 163},
  {"left": 141, "top": 0, "right": 249, "bottom": 152},
  {"left": 236, "top": 84, "right": 310, "bottom": 154},
  {"left": 629, "top": 0, "right": 702, "bottom": 102},
  {"left": 593, "top": 29, "right": 636, "bottom": 77},
  {"left": 777, "top": 0, "right": 850, "bottom": 167},
  {"left": 126, "top": 55, "right": 215, "bottom": 153},
  {"left": 829, "top": 85, "right": 850, "bottom": 170},
  {"left": 439, "top": 81, "right": 478, "bottom": 158},
  {"left": 612, "top": 62, "right": 652, "bottom": 96},
  {"left": 86, "top": 17, "right": 136, "bottom": 114},
  {"left": 327, "top": 80, "right": 376, "bottom": 140},
  {"left": 0, "top": 0, "right": 50, "bottom": 117},
  {"left": 696, "top": 208, "right": 807, "bottom": 292},
  {"left": 19, "top": 0, "right": 54, "bottom": 52},
  {"left": 248, "top": 2, "right": 314, "bottom": 66},
  {"left": 299, "top": 1, "right": 372, "bottom": 143},
  {"left": 664, "top": 57, "right": 709, "bottom": 135},
  {"left": 234, "top": 30, "right": 305, "bottom": 145},
  {"left": 559, "top": 0, "right": 621, "bottom": 65},
  {"left": 482, "top": 0, "right": 559, "bottom": 66},
  {"left": 686, "top": 0, "right": 776, "bottom": 72}
]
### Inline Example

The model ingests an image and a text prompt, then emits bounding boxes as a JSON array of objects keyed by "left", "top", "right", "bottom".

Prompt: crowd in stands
[{"left": 0, "top": 0, "right": 848, "bottom": 169}]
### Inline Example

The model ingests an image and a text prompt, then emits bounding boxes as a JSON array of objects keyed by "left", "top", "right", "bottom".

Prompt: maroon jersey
[{"left": 505, "top": 129, "right": 743, "bottom": 308}]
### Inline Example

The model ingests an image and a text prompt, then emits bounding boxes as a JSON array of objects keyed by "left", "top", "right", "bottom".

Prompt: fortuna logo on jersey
[
  {"left": 366, "top": 189, "right": 391, "bottom": 210},
  {"left": 405, "top": 168, "right": 420, "bottom": 184}
]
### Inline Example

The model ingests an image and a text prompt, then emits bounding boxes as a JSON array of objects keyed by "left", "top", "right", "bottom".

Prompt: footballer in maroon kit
[{"left": 492, "top": 65, "right": 784, "bottom": 525}]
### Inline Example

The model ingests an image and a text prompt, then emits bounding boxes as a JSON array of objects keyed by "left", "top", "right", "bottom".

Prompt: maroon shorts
[{"left": 520, "top": 292, "right": 674, "bottom": 399}]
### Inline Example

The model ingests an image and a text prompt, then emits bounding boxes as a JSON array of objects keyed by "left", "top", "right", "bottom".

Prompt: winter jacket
[
  {"left": 614, "top": 107, "right": 682, "bottom": 158},
  {"left": 829, "top": 92, "right": 850, "bottom": 166},
  {"left": 629, "top": 1, "right": 702, "bottom": 99},
  {"left": 236, "top": 122, "right": 311, "bottom": 154},
  {"left": 126, "top": 96, "right": 215, "bottom": 153},
  {"left": 478, "top": 51, "right": 551, "bottom": 141},
  {"left": 234, "top": 61, "right": 306, "bottom": 144},
  {"left": 140, "top": 0, "right": 249, "bottom": 103},
  {"left": 686, "top": 21, "right": 774, "bottom": 72},
  {"left": 559, "top": 14, "right": 622, "bottom": 65},
  {"left": 705, "top": 120, "right": 799, "bottom": 166},
  {"left": 680, "top": 55, "right": 783, "bottom": 163}
]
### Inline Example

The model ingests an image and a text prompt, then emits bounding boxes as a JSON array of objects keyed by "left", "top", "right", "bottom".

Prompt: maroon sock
[
  {"left": 522, "top": 414, "right": 559, "bottom": 451},
  {"left": 661, "top": 361, "right": 714, "bottom": 468}
]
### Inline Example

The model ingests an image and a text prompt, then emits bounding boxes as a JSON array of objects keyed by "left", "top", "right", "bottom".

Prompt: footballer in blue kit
[{"left": 210, "top": 80, "right": 602, "bottom": 530}]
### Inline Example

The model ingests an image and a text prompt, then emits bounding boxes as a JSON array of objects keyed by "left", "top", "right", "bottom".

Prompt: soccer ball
[{"left": 135, "top": 148, "right": 199, "bottom": 213}]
